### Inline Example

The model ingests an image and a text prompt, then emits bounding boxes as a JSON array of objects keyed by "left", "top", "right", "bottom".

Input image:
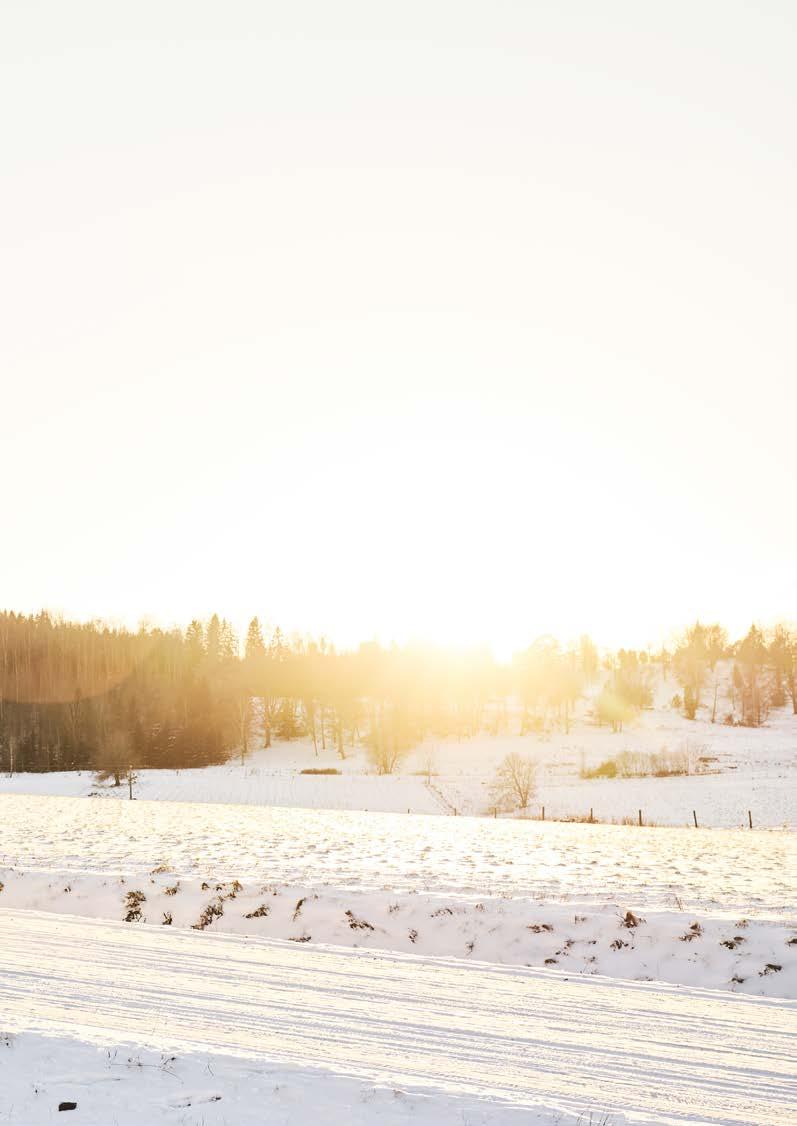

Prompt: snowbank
[
  {"left": 1, "top": 871, "right": 794, "bottom": 998},
  {"left": 0, "top": 1031, "right": 603, "bottom": 1126}
]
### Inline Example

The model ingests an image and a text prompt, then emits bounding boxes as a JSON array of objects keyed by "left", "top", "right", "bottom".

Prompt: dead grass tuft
[{"left": 124, "top": 890, "right": 146, "bottom": 923}]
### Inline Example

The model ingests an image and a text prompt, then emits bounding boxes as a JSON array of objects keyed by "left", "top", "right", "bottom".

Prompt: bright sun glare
[
  {"left": 1, "top": 9, "right": 796, "bottom": 1124},
  {"left": 2, "top": 2, "right": 796, "bottom": 650}
]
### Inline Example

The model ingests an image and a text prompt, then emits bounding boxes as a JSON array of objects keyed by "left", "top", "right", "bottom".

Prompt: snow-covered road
[{"left": 1, "top": 910, "right": 794, "bottom": 1125}]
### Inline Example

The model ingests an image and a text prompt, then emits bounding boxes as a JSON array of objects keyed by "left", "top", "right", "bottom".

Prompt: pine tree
[
  {"left": 185, "top": 620, "right": 205, "bottom": 659},
  {"left": 674, "top": 623, "right": 710, "bottom": 719},
  {"left": 245, "top": 617, "right": 266, "bottom": 661},
  {"left": 768, "top": 624, "right": 794, "bottom": 709},
  {"left": 268, "top": 626, "right": 287, "bottom": 662},
  {"left": 205, "top": 615, "right": 221, "bottom": 663},
  {"left": 218, "top": 619, "right": 238, "bottom": 660},
  {"left": 736, "top": 624, "right": 769, "bottom": 727}
]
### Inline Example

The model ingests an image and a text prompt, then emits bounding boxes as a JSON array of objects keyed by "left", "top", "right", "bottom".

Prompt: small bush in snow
[
  {"left": 245, "top": 904, "right": 270, "bottom": 919},
  {"left": 345, "top": 910, "right": 374, "bottom": 931},
  {"left": 124, "top": 891, "right": 146, "bottom": 923},
  {"left": 582, "top": 748, "right": 692, "bottom": 780},
  {"left": 192, "top": 898, "right": 224, "bottom": 930}
]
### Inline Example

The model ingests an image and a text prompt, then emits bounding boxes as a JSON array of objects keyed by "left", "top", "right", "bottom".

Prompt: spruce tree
[{"left": 245, "top": 617, "right": 266, "bottom": 661}]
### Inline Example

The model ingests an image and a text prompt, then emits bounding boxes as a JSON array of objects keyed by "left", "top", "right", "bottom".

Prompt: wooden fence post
[
  {"left": 693, "top": 810, "right": 698, "bottom": 828},
  {"left": 748, "top": 809, "right": 753, "bottom": 829},
  {"left": 638, "top": 809, "right": 642, "bottom": 827}
]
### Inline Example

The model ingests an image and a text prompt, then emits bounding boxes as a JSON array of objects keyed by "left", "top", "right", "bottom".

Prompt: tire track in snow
[{"left": 1, "top": 910, "right": 794, "bottom": 1125}]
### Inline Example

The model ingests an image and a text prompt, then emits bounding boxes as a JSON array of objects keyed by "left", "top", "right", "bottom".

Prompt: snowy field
[
  {"left": 2, "top": 794, "right": 794, "bottom": 912},
  {"left": 0, "top": 761, "right": 444, "bottom": 815},
  {"left": 1, "top": 793, "right": 794, "bottom": 1001},
  {"left": 1, "top": 679, "right": 795, "bottom": 828},
  {"left": 0, "top": 1032, "right": 605, "bottom": 1126}
]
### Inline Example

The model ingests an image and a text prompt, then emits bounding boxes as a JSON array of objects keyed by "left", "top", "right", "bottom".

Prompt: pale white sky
[{"left": 2, "top": 2, "right": 795, "bottom": 654}]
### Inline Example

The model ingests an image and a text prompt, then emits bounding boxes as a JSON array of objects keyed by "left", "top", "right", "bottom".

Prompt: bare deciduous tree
[
  {"left": 366, "top": 705, "right": 411, "bottom": 775},
  {"left": 96, "top": 728, "right": 131, "bottom": 789},
  {"left": 234, "top": 692, "right": 252, "bottom": 766},
  {"left": 490, "top": 752, "right": 536, "bottom": 811},
  {"left": 421, "top": 748, "right": 437, "bottom": 785}
]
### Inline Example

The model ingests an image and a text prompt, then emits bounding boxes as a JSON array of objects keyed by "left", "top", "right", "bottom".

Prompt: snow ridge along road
[{"left": 1, "top": 910, "right": 794, "bottom": 1126}]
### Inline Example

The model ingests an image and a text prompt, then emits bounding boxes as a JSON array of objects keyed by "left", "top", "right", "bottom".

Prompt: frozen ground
[
  {"left": 1, "top": 794, "right": 793, "bottom": 914},
  {"left": 2, "top": 911, "right": 795, "bottom": 1126},
  {"left": 1, "top": 683, "right": 794, "bottom": 827}
]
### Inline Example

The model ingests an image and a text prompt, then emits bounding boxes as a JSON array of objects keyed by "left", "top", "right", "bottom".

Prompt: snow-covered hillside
[{"left": 1, "top": 684, "right": 795, "bottom": 826}]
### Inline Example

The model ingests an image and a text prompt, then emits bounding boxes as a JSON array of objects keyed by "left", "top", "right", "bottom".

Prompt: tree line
[
  {"left": 1, "top": 611, "right": 795, "bottom": 776},
  {"left": 669, "top": 621, "right": 797, "bottom": 727}
]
